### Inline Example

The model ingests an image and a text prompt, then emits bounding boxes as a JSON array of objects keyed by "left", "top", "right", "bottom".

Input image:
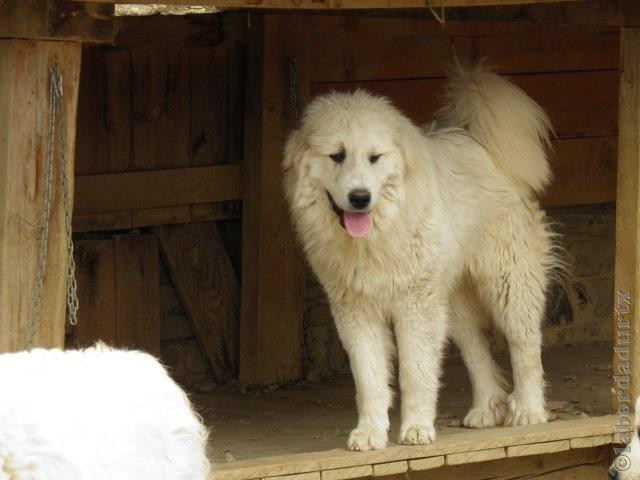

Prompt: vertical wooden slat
[
  {"left": 240, "top": 15, "right": 309, "bottom": 384},
  {"left": 74, "top": 240, "right": 117, "bottom": 346},
  {"left": 114, "top": 234, "right": 160, "bottom": 356},
  {"left": 613, "top": 27, "right": 640, "bottom": 412},
  {"left": 104, "top": 49, "right": 133, "bottom": 173},
  {"left": 131, "top": 48, "right": 168, "bottom": 171},
  {"left": 189, "top": 47, "right": 228, "bottom": 166},
  {"left": 0, "top": 39, "right": 81, "bottom": 352}
]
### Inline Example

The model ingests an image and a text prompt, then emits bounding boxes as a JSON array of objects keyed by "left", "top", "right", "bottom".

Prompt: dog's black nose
[
  {"left": 348, "top": 189, "right": 371, "bottom": 209},
  {"left": 609, "top": 466, "right": 620, "bottom": 480}
]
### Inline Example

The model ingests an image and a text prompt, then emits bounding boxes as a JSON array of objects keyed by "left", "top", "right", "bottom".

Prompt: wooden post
[
  {"left": 240, "top": 15, "right": 310, "bottom": 384},
  {"left": 0, "top": 40, "right": 82, "bottom": 351},
  {"left": 613, "top": 28, "right": 640, "bottom": 415}
]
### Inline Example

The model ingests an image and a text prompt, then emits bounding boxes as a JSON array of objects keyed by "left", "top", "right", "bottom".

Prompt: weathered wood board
[
  {"left": 0, "top": 40, "right": 81, "bottom": 351},
  {"left": 157, "top": 222, "right": 240, "bottom": 383},
  {"left": 613, "top": 27, "right": 640, "bottom": 408},
  {"left": 239, "top": 15, "right": 309, "bottom": 385}
]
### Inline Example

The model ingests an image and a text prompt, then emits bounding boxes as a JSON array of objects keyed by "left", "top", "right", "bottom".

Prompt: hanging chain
[{"left": 28, "top": 64, "right": 79, "bottom": 348}]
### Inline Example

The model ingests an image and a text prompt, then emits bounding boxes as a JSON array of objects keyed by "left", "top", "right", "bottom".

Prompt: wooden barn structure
[{"left": 2, "top": 0, "right": 640, "bottom": 478}]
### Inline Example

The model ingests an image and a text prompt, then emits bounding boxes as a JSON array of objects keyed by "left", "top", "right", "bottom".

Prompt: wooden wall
[
  {"left": 68, "top": 14, "right": 245, "bottom": 386},
  {"left": 73, "top": 14, "right": 244, "bottom": 232},
  {"left": 69, "top": 13, "right": 620, "bottom": 386}
]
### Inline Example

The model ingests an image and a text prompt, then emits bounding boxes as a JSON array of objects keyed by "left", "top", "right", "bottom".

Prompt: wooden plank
[
  {"left": 614, "top": 28, "right": 640, "bottom": 412},
  {"left": 133, "top": 205, "right": 191, "bottom": 228},
  {"left": 418, "top": 446, "right": 609, "bottom": 480},
  {"left": 73, "top": 210, "right": 133, "bottom": 233},
  {"left": 311, "top": 17, "right": 619, "bottom": 83},
  {"left": 74, "top": 240, "right": 117, "bottom": 346},
  {"left": 113, "top": 15, "right": 225, "bottom": 48},
  {"left": 408, "top": 457, "right": 445, "bottom": 471},
  {"left": 190, "top": 47, "right": 228, "bottom": 166},
  {"left": 570, "top": 434, "right": 613, "bottom": 449},
  {"left": 321, "top": 466, "right": 372, "bottom": 480},
  {"left": 69, "top": 0, "right": 584, "bottom": 9},
  {"left": 211, "top": 416, "right": 618, "bottom": 480},
  {"left": 74, "top": 164, "right": 242, "bottom": 214},
  {"left": 266, "top": 473, "right": 321, "bottom": 480},
  {"left": 72, "top": 202, "right": 242, "bottom": 233},
  {"left": 543, "top": 136, "right": 617, "bottom": 207},
  {"left": 0, "top": 0, "right": 115, "bottom": 43},
  {"left": 131, "top": 48, "right": 168, "bottom": 171},
  {"left": 157, "top": 222, "right": 240, "bottom": 383},
  {"left": 191, "top": 201, "right": 242, "bottom": 222},
  {"left": 0, "top": 40, "right": 81, "bottom": 352},
  {"left": 446, "top": 448, "right": 506, "bottom": 465},
  {"left": 372, "top": 461, "right": 408, "bottom": 476},
  {"left": 506, "top": 440, "right": 571, "bottom": 457},
  {"left": 239, "top": 15, "right": 308, "bottom": 385},
  {"left": 312, "top": 70, "right": 619, "bottom": 139},
  {"left": 114, "top": 234, "right": 160, "bottom": 355}
]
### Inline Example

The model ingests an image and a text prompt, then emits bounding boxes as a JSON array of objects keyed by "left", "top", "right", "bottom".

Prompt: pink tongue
[{"left": 343, "top": 211, "right": 370, "bottom": 238}]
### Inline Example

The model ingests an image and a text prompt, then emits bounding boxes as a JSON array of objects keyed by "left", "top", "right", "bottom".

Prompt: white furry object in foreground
[
  {"left": 610, "top": 397, "right": 640, "bottom": 479},
  {"left": 283, "top": 64, "right": 560, "bottom": 450},
  {"left": 0, "top": 345, "right": 210, "bottom": 480}
]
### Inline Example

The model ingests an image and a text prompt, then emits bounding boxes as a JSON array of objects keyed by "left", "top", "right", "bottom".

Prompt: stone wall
[{"left": 302, "top": 203, "right": 616, "bottom": 382}]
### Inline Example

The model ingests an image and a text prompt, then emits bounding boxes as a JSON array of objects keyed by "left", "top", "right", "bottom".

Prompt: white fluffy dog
[
  {"left": 283, "top": 64, "right": 559, "bottom": 450},
  {"left": 0, "top": 345, "right": 210, "bottom": 480},
  {"left": 610, "top": 397, "right": 640, "bottom": 479}
]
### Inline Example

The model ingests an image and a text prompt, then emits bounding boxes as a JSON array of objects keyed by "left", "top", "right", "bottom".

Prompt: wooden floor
[{"left": 193, "top": 343, "right": 617, "bottom": 479}]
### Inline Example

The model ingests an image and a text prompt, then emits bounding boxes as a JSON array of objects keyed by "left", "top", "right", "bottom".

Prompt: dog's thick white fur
[
  {"left": 0, "top": 345, "right": 210, "bottom": 480},
  {"left": 283, "top": 64, "right": 559, "bottom": 450},
  {"left": 610, "top": 397, "right": 640, "bottom": 479}
]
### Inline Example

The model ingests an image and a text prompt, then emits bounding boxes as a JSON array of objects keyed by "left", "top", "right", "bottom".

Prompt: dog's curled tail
[{"left": 436, "top": 62, "right": 552, "bottom": 194}]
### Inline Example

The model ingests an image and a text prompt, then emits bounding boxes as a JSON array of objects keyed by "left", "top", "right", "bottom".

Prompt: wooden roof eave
[{"left": 62, "top": 0, "right": 586, "bottom": 10}]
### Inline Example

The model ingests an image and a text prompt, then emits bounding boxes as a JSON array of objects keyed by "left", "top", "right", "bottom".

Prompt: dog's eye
[
  {"left": 369, "top": 154, "right": 381, "bottom": 164},
  {"left": 330, "top": 151, "right": 345, "bottom": 164}
]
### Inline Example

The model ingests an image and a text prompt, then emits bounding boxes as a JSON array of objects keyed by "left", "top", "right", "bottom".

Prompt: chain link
[{"left": 27, "top": 64, "right": 79, "bottom": 348}]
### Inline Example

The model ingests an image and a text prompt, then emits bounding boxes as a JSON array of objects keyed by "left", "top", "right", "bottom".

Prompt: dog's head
[
  {"left": 283, "top": 90, "right": 421, "bottom": 239},
  {"left": 610, "top": 397, "right": 640, "bottom": 479}
]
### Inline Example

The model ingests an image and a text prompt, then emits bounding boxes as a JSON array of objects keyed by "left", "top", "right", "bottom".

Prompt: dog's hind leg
[
  {"left": 333, "top": 298, "right": 394, "bottom": 451},
  {"left": 450, "top": 284, "right": 508, "bottom": 428},
  {"left": 483, "top": 260, "right": 549, "bottom": 426}
]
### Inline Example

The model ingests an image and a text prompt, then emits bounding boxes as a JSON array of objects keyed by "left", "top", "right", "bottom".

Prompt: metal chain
[{"left": 27, "top": 64, "right": 79, "bottom": 348}]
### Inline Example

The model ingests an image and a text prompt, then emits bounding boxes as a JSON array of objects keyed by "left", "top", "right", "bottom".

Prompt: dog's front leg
[
  {"left": 394, "top": 287, "right": 448, "bottom": 445},
  {"left": 333, "top": 298, "right": 394, "bottom": 451}
]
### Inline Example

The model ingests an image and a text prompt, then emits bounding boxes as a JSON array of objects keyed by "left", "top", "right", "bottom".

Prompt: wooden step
[{"left": 211, "top": 416, "right": 619, "bottom": 480}]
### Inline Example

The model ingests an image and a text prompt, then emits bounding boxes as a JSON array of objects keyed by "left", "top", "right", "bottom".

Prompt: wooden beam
[
  {"left": 239, "top": 15, "right": 309, "bottom": 385},
  {"left": 0, "top": 1, "right": 115, "bottom": 43},
  {"left": 64, "top": 0, "right": 583, "bottom": 9},
  {"left": 0, "top": 40, "right": 81, "bottom": 352},
  {"left": 613, "top": 28, "right": 640, "bottom": 416},
  {"left": 74, "top": 164, "right": 242, "bottom": 215},
  {"left": 157, "top": 222, "right": 240, "bottom": 383}
]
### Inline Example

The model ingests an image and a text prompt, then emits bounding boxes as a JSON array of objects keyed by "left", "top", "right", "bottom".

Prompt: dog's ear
[
  {"left": 282, "top": 129, "right": 308, "bottom": 200},
  {"left": 393, "top": 123, "right": 421, "bottom": 175}
]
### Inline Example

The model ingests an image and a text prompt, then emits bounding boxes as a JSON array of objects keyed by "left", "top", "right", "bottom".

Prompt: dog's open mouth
[{"left": 326, "top": 192, "right": 371, "bottom": 238}]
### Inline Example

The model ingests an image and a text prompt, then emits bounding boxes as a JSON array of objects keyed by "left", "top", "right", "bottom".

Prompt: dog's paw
[
  {"left": 463, "top": 395, "right": 508, "bottom": 428},
  {"left": 398, "top": 423, "right": 436, "bottom": 445},
  {"left": 347, "top": 426, "right": 387, "bottom": 451},
  {"left": 503, "top": 396, "right": 547, "bottom": 426}
]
